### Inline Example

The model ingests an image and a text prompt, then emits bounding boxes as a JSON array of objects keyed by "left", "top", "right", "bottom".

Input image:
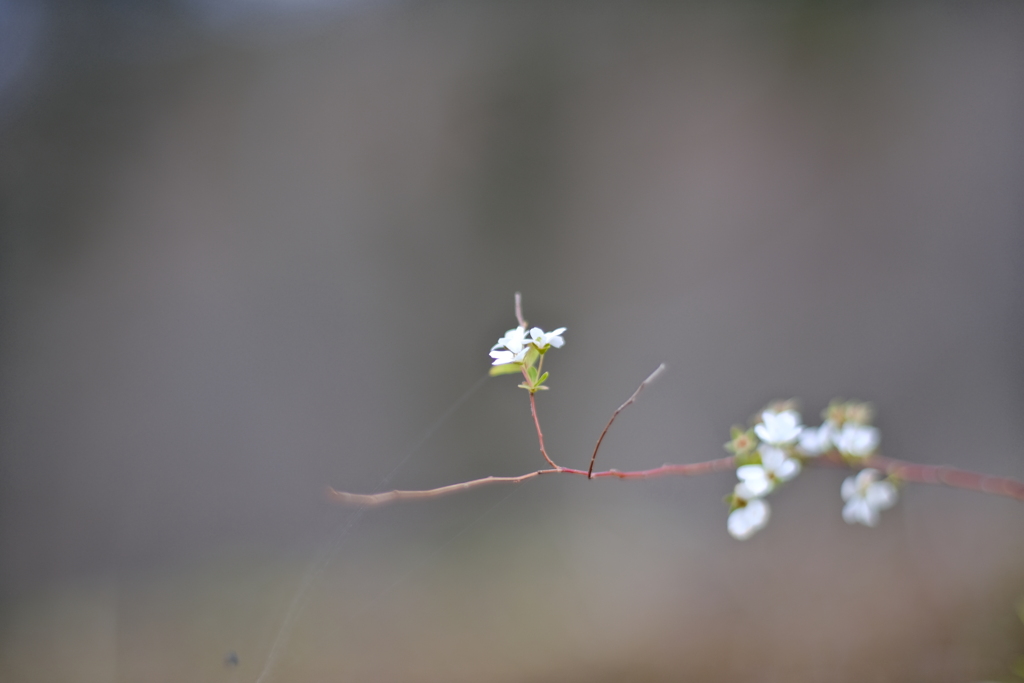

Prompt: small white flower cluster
[
  {"left": 488, "top": 322, "right": 566, "bottom": 393},
  {"left": 725, "top": 400, "right": 896, "bottom": 540},
  {"left": 489, "top": 325, "right": 566, "bottom": 366},
  {"left": 797, "top": 399, "right": 881, "bottom": 459},
  {"left": 726, "top": 407, "right": 802, "bottom": 540}
]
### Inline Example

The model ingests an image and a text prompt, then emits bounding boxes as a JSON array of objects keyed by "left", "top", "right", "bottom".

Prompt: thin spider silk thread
[
  {"left": 355, "top": 484, "right": 523, "bottom": 634},
  {"left": 297, "top": 482, "right": 526, "bottom": 671},
  {"left": 253, "top": 372, "right": 490, "bottom": 683}
]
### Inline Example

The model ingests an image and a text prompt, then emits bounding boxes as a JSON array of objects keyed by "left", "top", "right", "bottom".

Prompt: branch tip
[
  {"left": 645, "top": 363, "right": 668, "bottom": 386},
  {"left": 588, "top": 363, "right": 669, "bottom": 478},
  {"left": 514, "top": 292, "right": 526, "bottom": 328}
]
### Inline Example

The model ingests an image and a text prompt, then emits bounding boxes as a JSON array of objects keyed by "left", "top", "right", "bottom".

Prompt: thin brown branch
[
  {"left": 327, "top": 457, "right": 738, "bottom": 507},
  {"left": 514, "top": 292, "right": 526, "bottom": 328},
  {"left": 588, "top": 364, "right": 668, "bottom": 478},
  {"left": 806, "top": 452, "right": 1024, "bottom": 503},
  {"left": 327, "top": 470, "right": 558, "bottom": 507},
  {"left": 529, "top": 391, "right": 559, "bottom": 469},
  {"left": 867, "top": 454, "right": 1024, "bottom": 502},
  {"left": 326, "top": 451, "right": 1024, "bottom": 508},
  {"left": 589, "top": 456, "right": 737, "bottom": 479}
]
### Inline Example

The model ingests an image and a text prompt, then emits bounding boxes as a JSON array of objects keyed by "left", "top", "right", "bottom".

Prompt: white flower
[
  {"left": 728, "top": 497, "right": 771, "bottom": 540},
  {"left": 754, "top": 409, "right": 803, "bottom": 446},
  {"left": 495, "top": 326, "right": 528, "bottom": 350},
  {"left": 734, "top": 445, "right": 801, "bottom": 498},
  {"left": 834, "top": 423, "right": 880, "bottom": 458},
  {"left": 736, "top": 465, "right": 773, "bottom": 497},
  {"left": 489, "top": 326, "right": 529, "bottom": 366},
  {"left": 759, "top": 445, "right": 802, "bottom": 481},
  {"left": 841, "top": 468, "right": 898, "bottom": 526},
  {"left": 528, "top": 326, "right": 566, "bottom": 350},
  {"left": 797, "top": 421, "right": 836, "bottom": 456}
]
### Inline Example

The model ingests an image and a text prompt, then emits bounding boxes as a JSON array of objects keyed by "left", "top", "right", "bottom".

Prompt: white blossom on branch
[
  {"left": 754, "top": 409, "right": 803, "bottom": 446},
  {"left": 489, "top": 326, "right": 530, "bottom": 366},
  {"left": 841, "top": 468, "right": 898, "bottom": 526}
]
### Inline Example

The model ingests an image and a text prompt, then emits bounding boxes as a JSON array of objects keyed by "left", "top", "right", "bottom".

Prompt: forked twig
[
  {"left": 327, "top": 293, "right": 1024, "bottom": 510},
  {"left": 588, "top": 363, "right": 667, "bottom": 478},
  {"left": 326, "top": 458, "right": 739, "bottom": 507}
]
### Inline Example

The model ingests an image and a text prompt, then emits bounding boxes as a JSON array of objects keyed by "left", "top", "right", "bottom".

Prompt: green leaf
[
  {"left": 538, "top": 372, "right": 549, "bottom": 384},
  {"left": 523, "top": 347, "right": 540, "bottom": 367},
  {"left": 490, "top": 363, "right": 522, "bottom": 377},
  {"left": 526, "top": 366, "right": 538, "bottom": 383},
  {"left": 735, "top": 451, "right": 759, "bottom": 467}
]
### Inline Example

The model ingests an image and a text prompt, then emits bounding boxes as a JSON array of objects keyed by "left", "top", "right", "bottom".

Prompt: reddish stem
[
  {"left": 589, "top": 456, "right": 738, "bottom": 479},
  {"left": 326, "top": 457, "right": 740, "bottom": 506},
  {"left": 529, "top": 391, "right": 559, "bottom": 470},
  {"left": 327, "top": 452, "right": 1024, "bottom": 507},
  {"left": 588, "top": 364, "right": 667, "bottom": 478},
  {"left": 867, "top": 454, "right": 1024, "bottom": 502}
]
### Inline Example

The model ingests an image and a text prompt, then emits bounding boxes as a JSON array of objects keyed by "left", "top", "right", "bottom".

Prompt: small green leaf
[
  {"left": 490, "top": 363, "right": 522, "bottom": 377},
  {"left": 526, "top": 366, "right": 538, "bottom": 383},
  {"left": 735, "top": 451, "right": 760, "bottom": 467},
  {"left": 538, "top": 372, "right": 549, "bottom": 384},
  {"left": 523, "top": 347, "right": 540, "bottom": 367}
]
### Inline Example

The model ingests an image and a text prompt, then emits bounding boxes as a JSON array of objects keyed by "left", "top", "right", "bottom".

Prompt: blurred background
[{"left": 2, "top": 1, "right": 1024, "bottom": 681}]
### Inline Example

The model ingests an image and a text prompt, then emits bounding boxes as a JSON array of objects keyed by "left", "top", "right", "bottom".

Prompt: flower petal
[
  {"left": 737, "top": 465, "right": 773, "bottom": 495},
  {"left": 842, "top": 499, "right": 878, "bottom": 526},
  {"left": 745, "top": 498, "right": 770, "bottom": 528},
  {"left": 490, "top": 350, "right": 515, "bottom": 365},
  {"left": 866, "top": 481, "right": 898, "bottom": 510},
  {"left": 755, "top": 410, "right": 803, "bottom": 445},
  {"left": 797, "top": 422, "right": 834, "bottom": 456},
  {"left": 727, "top": 499, "right": 770, "bottom": 540},
  {"left": 734, "top": 482, "right": 755, "bottom": 500},
  {"left": 759, "top": 445, "right": 787, "bottom": 470},
  {"left": 841, "top": 475, "right": 858, "bottom": 502},
  {"left": 774, "top": 458, "right": 801, "bottom": 482},
  {"left": 836, "top": 424, "right": 880, "bottom": 457},
  {"left": 727, "top": 507, "right": 755, "bottom": 539}
]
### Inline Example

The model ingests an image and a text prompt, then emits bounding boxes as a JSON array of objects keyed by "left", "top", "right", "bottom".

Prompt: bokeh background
[{"left": 2, "top": 2, "right": 1024, "bottom": 681}]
